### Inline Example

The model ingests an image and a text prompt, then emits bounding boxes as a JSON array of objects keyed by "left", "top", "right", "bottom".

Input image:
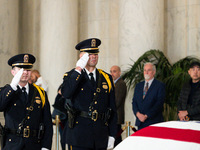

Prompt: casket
[{"left": 114, "top": 121, "right": 200, "bottom": 150}]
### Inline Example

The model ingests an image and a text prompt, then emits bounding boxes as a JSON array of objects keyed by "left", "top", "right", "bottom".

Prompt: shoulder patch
[{"left": 32, "top": 83, "right": 45, "bottom": 108}]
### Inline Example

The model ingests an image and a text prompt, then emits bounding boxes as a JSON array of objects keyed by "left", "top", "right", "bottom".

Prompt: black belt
[
  {"left": 79, "top": 110, "right": 105, "bottom": 122},
  {"left": 5, "top": 128, "right": 38, "bottom": 138}
]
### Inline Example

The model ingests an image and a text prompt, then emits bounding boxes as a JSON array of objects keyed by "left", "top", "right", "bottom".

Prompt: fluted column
[
  {"left": 79, "top": 0, "right": 119, "bottom": 71},
  {"left": 118, "top": 0, "right": 164, "bottom": 126},
  {"left": 166, "top": 0, "right": 200, "bottom": 63},
  {"left": 39, "top": 0, "right": 78, "bottom": 105},
  {"left": 0, "top": 0, "right": 19, "bottom": 124}
]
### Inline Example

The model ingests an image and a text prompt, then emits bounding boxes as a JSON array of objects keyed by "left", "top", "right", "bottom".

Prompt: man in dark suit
[
  {"left": 110, "top": 65, "right": 127, "bottom": 146},
  {"left": 0, "top": 54, "right": 53, "bottom": 150},
  {"left": 177, "top": 61, "right": 200, "bottom": 121},
  {"left": 61, "top": 38, "right": 117, "bottom": 150},
  {"left": 132, "top": 62, "right": 165, "bottom": 130}
]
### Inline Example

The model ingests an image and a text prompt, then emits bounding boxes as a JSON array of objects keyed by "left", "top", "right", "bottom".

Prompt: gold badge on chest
[
  {"left": 35, "top": 96, "right": 41, "bottom": 104},
  {"left": 102, "top": 82, "right": 108, "bottom": 89}
]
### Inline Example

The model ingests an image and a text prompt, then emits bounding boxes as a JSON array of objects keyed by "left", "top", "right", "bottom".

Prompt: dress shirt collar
[
  {"left": 114, "top": 77, "right": 121, "bottom": 84},
  {"left": 85, "top": 68, "right": 96, "bottom": 81},
  {"left": 18, "top": 83, "right": 29, "bottom": 94},
  {"left": 144, "top": 78, "right": 154, "bottom": 89}
]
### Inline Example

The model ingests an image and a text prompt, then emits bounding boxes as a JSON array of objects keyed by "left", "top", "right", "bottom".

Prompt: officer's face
[
  {"left": 188, "top": 66, "right": 200, "bottom": 83},
  {"left": 12, "top": 67, "right": 31, "bottom": 83},
  {"left": 87, "top": 54, "right": 98, "bottom": 67},
  {"left": 110, "top": 66, "right": 121, "bottom": 81}
]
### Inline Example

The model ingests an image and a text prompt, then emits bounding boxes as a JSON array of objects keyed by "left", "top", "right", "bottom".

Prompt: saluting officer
[
  {"left": 0, "top": 54, "right": 53, "bottom": 150},
  {"left": 61, "top": 38, "right": 117, "bottom": 150}
]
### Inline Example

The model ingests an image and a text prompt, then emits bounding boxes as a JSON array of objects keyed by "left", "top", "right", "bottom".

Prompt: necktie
[
  {"left": 89, "top": 73, "right": 96, "bottom": 88},
  {"left": 22, "top": 87, "right": 28, "bottom": 102},
  {"left": 143, "top": 82, "right": 149, "bottom": 99}
]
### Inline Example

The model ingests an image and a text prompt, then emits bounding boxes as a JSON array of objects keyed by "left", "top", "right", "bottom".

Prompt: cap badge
[
  {"left": 91, "top": 39, "right": 96, "bottom": 47},
  {"left": 24, "top": 55, "right": 29, "bottom": 63}
]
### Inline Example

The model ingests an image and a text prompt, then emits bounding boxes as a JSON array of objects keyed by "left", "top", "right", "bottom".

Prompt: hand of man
[
  {"left": 178, "top": 110, "right": 188, "bottom": 121},
  {"left": 10, "top": 68, "right": 24, "bottom": 90},
  {"left": 107, "top": 136, "right": 115, "bottom": 149},
  {"left": 136, "top": 112, "right": 147, "bottom": 122},
  {"left": 76, "top": 53, "right": 89, "bottom": 69}
]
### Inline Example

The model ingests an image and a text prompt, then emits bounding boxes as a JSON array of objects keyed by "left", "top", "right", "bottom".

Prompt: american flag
[{"left": 114, "top": 121, "right": 200, "bottom": 150}]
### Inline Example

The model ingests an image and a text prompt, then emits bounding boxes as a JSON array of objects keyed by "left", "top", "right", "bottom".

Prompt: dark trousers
[
  {"left": 3, "top": 135, "right": 41, "bottom": 150},
  {"left": 114, "top": 124, "right": 122, "bottom": 147},
  {"left": 69, "top": 145, "right": 106, "bottom": 150}
]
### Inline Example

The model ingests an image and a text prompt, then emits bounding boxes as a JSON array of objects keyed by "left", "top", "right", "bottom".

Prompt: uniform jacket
[
  {"left": 177, "top": 80, "right": 200, "bottom": 120},
  {"left": 115, "top": 78, "right": 127, "bottom": 124},
  {"left": 132, "top": 79, "right": 165, "bottom": 129},
  {"left": 61, "top": 68, "right": 117, "bottom": 149},
  {"left": 0, "top": 84, "right": 53, "bottom": 150}
]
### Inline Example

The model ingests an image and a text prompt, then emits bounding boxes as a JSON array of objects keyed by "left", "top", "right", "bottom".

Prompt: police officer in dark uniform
[
  {"left": 61, "top": 38, "right": 117, "bottom": 150},
  {"left": 0, "top": 54, "right": 53, "bottom": 150}
]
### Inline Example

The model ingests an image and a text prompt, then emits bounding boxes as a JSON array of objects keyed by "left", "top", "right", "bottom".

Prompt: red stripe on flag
[{"left": 131, "top": 126, "right": 200, "bottom": 144}]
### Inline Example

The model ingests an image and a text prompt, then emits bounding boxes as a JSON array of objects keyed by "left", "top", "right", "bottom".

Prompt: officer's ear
[
  {"left": 11, "top": 67, "right": 15, "bottom": 76},
  {"left": 11, "top": 67, "right": 20, "bottom": 76}
]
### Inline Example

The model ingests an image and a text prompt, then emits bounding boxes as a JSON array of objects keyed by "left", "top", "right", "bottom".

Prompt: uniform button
[
  {"left": 26, "top": 107, "right": 29, "bottom": 110},
  {"left": 105, "top": 91, "right": 107, "bottom": 93},
  {"left": 76, "top": 121, "right": 78, "bottom": 124},
  {"left": 9, "top": 139, "right": 11, "bottom": 141},
  {"left": 81, "top": 88, "right": 83, "bottom": 91},
  {"left": 9, "top": 90, "right": 11, "bottom": 92},
  {"left": 95, "top": 101, "right": 97, "bottom": 104},
  {"left": 94, "top": 93, "right": 96, "bottom": 95},
  {"left": 14, "top": 103, "right": 16, "bottom": 106},
  {"left": 38, "top": 106, "right": 40, "bottom": 108},
  {"left": 27, "top": 116, "right": 30, "bottom": 119}
]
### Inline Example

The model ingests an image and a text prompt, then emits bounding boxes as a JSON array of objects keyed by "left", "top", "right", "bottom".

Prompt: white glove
[
  {"left": 10, "top": 68, "right": 24, "bottom": 90},
  {"left": 107, "top": 136, "right": 115, "bottom": 149},
  {"left": 76, "top": 53, "right": 89, "bottom": 69},
  {"left": 41, "top": 148, "right": 49, "bottom": 150}
]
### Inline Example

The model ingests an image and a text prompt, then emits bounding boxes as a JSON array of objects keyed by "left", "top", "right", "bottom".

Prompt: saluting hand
[
  {"left": 76, "top": 52, "right": 89, "bottom": 69},
  {"left": 10, "top": 68, "right": 24, "bottom": 90}
]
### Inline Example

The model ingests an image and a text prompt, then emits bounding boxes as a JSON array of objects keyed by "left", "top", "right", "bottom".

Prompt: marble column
[
  {"left": 0, "top": 0, "right": 19, "bottom": 124},
  {"left": 165, "top": 0, "right": 200, "bottom": 63},
  {"left": 79, "top": 0, "right": 119, "bottom": 72},
  {"left": 0, "top": 0, "right": 19, "bottom": 86},
  {"left": 118, "top": 0, "right": 164, "bottom": 127},
  {"left": 40, "top": 0, "right": 78, "bottom": 106}
]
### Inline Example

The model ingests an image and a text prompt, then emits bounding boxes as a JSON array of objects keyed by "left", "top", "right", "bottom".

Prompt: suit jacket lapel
[
  {"left": 141, "top": 81, "right": 145, "bottom": 99},
  {"left": 144, "top": 79, "right": 156, "bottom": 98}
]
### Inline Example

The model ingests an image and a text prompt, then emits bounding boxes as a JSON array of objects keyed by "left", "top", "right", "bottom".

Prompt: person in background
[
  {"left": 0, "top": 53, "right": 53, "bottom": 150},
  {"left": 61, "top": 38, "right": 117, "bottom": 150},
  {"left": 52, "top": 84, "right": 67, "bottom": 150},
  {"left": 132, "top": 62, "right": 165, "bottom": 130},
  {"left": 29, "top": 69, "right": 48, "bottom": 92},
  {"left": 110, "top": 65, "right": 127, "bottom": 146},
  {"left": 177, "top": 61, "right": 200, "bottom": 121}
]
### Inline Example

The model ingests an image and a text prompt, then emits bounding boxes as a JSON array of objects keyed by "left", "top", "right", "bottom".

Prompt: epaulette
[
  {"left": 63, "top": 73, "right": 68, "bottom": 78},
  {"left": 32, "top": 83, "right": 45, "bottom": 108},
  {"left": 98, "top": 69, "right": 112, "bottom": 93}
]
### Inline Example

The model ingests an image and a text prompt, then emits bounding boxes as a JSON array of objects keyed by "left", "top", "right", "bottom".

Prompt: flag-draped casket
[{"left": 114, "top": 121, "right": 200, "bottom": 150}]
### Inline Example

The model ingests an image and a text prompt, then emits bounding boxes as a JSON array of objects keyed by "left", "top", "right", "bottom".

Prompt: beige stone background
[{"left": 0, "top": 0, "right": 200, "bottom": 149}]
